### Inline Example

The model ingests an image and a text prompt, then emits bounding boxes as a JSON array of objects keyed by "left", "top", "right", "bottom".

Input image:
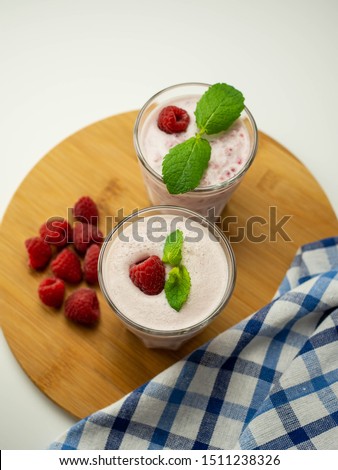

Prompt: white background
[{"left": 1, "top": 0, "right": 337, "bottom": 450}]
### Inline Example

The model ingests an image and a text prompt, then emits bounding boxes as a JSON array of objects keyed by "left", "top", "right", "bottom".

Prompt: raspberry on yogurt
[{"left": 157, "top": 106, "right": 190, "bottom": 134}]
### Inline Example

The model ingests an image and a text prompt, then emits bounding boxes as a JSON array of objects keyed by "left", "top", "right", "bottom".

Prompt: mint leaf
[
  {"left": 164, "top": 265, "right": 191, "bottom": 312},
  {"left": 162, "top": 136, "right": 211, "bottom": 194},
  {"left": 195, "top": 83, "right": 245, "bottom": 135},
  {"left": 162, "top": 229, "right": 183, "bottom": 266}
]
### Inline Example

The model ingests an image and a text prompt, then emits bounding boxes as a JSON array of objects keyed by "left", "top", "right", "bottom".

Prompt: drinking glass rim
[
  {"left": 133, "top": 82, "right": 258, "bottom": 193},
  {"left": 98, "top": 205, "right": 237, "bottom": 337}
]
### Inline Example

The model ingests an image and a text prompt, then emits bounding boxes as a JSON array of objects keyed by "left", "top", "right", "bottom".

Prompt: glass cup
[
  {"left": 134, "top": 83, "right": 258, "bottom": 218},
  {"left": 98, "top": 206, "right": 236, "bottom": 350}
]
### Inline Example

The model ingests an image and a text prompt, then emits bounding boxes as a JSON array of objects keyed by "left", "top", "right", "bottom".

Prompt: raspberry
[
  {"left": 64, "top": 288, "right": 100, "bottom": 325},
  {"left": 38, "top": 277, "right": 65, "bottom": 308},
  {"left": 25, "top": 237, "right": 52, "bottom": 270},
  {"left": 83, "top": 244, "right": 100, "bottom": 285},
  {"left": 73, "top": 196, "right": 99, "bottom": 225},
  {"left": 39, "top": 218, "right": 73, "bottom": 247},
  {"left": 129, "top": 255, "right": 165, "bottom": 295},
  {"left": 157, "top": 106, "right": 190, "bottom": 134},
  {"left": 73, "top": 222, "right": 104, "bottom": 255},
  {"left": 51, "top": 248, "right": 82, "bottom": 283}
]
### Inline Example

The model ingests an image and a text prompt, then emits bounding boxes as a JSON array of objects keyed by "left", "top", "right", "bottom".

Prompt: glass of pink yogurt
[
  {"left": 134, "top": 83, "right": 258, "bottom": 217},
  {"left": 98, "top": 206, "right": 236, "bottom": 350}
]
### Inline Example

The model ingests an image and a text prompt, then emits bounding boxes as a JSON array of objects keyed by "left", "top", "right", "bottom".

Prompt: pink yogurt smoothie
[
  {"left": 98, "top": 208, "right": 236, "bottom": 349},
  {"left": 140, "top": 95, "right": 251, "bottom": 188}
]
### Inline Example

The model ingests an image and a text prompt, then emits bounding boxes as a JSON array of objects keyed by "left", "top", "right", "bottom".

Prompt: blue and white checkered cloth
[{"left": 50, "top": 237, "right": 338, "bottom": 450}]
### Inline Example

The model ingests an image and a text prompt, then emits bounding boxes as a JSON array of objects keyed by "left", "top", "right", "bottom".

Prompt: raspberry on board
[
  {"left": 129, "top": 255, "right": 165, "bottom": 295},
  {"left": 51, "top": 248, "right": 83, "bottom": 284},
  {"left": 64, "top": 288, "right": 100, "bottom": 325},
  {"left": 25, "top": 236, "right": 53, "bottom": 270},
  {"left": 157, "top": 105, "right": 190, "bottom": 134},
  {"left": 83, "top": 243, "right": 100, "bottom": 285},
  {"left": 38, "top": 277, "right": 65, "bottom": 308},
  {"left": 73, "top": 222, "right": 104, "bottom": 255},
  {"left": 39, "top": 218, "right": 73, "bottom": 247},
  {"left": 73, "top": 196, "right": 99, "bottom": 225}
]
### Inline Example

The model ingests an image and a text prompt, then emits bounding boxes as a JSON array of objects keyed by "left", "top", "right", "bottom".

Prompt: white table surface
[{"left": 1, "top": 0, "right": 337, "bottom": 450}]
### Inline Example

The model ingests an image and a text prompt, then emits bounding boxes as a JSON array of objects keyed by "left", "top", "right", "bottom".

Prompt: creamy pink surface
[{"left": 140, "top": 95, "right": 251, "bottom": 187}]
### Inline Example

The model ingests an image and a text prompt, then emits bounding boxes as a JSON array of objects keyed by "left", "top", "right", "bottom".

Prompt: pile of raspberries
[{"left": 24, "top": 196, "right": 103, "bottom": 326}]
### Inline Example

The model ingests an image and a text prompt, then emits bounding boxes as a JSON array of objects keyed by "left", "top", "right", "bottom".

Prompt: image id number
[{"left": 201, "top": 454, "right": 281, "bottom": 466}]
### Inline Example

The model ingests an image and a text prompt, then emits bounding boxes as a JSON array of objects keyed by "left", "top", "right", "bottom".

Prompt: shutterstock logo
[{"left": 44, "top": 205, "right": 292, "bottom": 245}]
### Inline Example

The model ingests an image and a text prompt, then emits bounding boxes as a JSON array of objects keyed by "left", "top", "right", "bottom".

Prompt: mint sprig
[
  {"left": 162, "top": 137, "right": 211, "bottom": 195},
  {"left": 162, "top": 229, "right": 183, "bottom": 266},
  {"left": 164, "top": 265, "right": 191, "bottom": 312},
  {"left": 162, "top": 82, "right": 245, "bottom": 194},
  {"left": 195, "top": 83, "right": 244, "bottom": 135},
  {"left": 162, "top": 229, "right": 191, "bottom": 311}
]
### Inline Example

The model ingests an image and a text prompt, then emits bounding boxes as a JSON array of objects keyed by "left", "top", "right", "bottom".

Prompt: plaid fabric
[{"left": 50, "top": 237, "right": 338, "bottom": 450}]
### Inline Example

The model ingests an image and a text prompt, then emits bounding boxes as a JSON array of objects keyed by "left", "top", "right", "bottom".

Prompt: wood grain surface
[{"left": 0, "top": 111, "right": 337, "bottom": 419}]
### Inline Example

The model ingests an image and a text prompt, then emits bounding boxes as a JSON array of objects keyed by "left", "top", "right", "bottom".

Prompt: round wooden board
[{"left": 0, "top": 111, "right": 337, "bottom": 419}]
